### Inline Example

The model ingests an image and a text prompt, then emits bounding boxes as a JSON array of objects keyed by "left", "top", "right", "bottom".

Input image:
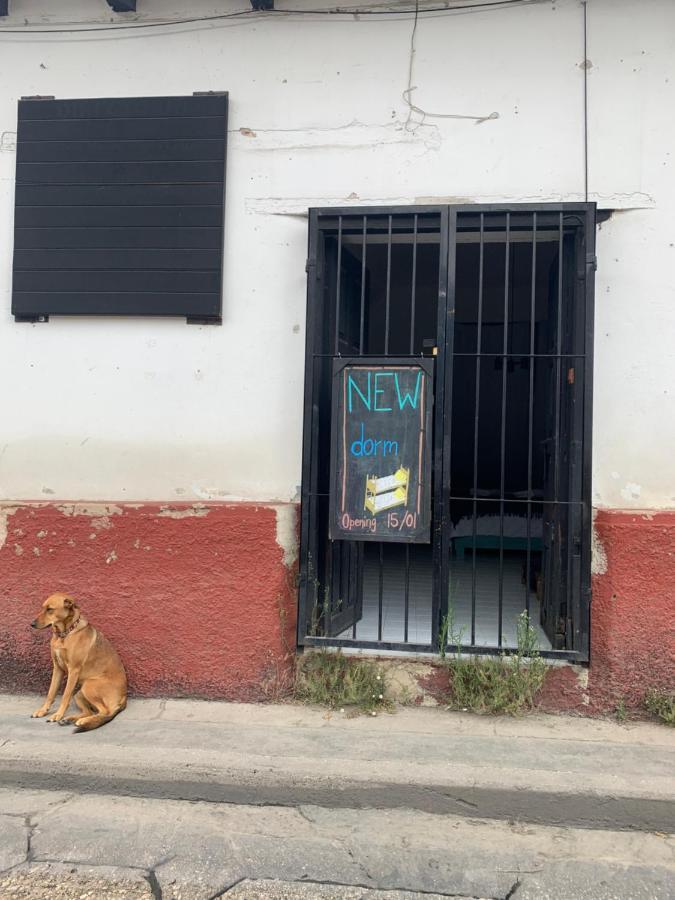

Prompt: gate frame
[{"left": 297, "top": 203, "right": 595, "bottom": 664}]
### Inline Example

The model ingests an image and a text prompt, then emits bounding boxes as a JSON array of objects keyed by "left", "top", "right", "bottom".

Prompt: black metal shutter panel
[{"left": 12, "top": 93, "right": 228, "bottom": 322}]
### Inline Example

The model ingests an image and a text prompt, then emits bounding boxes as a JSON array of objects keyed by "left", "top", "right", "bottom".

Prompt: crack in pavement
[
  {"left": 144, "top": 868, "right": 163, "bottom": 900},
  {"left": 503, "top": 880, "right": 521, "bottom": 899},
  {"left": 207, "top": 875, "right": 246, "bottom": 898},
  {"left": 207, "top": 875, "right": 512, "bottom": 899},
  {"left": 24, "top": 815, "right": 37, "bottom": 862}
]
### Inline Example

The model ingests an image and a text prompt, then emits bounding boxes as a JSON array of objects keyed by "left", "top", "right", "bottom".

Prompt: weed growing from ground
[
  {"left": 615, "top": 699, "right": 628, "bottom": 723},
  {"left": 294, "top": 650, "right": 391, "bottom": 715},
  {"left": 644, "top": 689, "right": 675, "bottom": 726},
  {"left": 442, "top": 610, "right": 548, "bottom": 716}
]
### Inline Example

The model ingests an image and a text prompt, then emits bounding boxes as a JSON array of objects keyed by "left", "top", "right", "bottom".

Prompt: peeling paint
[
  {"left": 105, "top": 550, "right": 118, "bottom": 564},
  {"left": 57, "top": 503, "right": 123, "bottom": 518},
  {"left": 231, "top": 118, "right": 441, "bottom": 153},
  {"left": 274, "top": 504, "right": 298, "bottom": 569},
  {"left": 245, "top": 191, "right": 655, "bottom": 218},
  {"left": 0, "top": 506, "right": 19, "bottom": 550},
  {"left": 157, "top": 505, "right": 210, "bottom": 519},
  {"left": 591, "top": 513, "right": 608, "bottom": 576},
  {"left": 91, "top": 516, "right": 113, "bottom": 531}
]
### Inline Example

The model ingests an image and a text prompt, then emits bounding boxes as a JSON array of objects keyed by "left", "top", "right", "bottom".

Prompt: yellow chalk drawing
[{"left": 364, "top": 467, "right": 409, "bottom": 515}]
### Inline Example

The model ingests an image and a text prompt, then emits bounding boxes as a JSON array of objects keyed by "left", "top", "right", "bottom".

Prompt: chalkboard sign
[{"left": 329, "top": 358, "right": 434, "bottom": 543}]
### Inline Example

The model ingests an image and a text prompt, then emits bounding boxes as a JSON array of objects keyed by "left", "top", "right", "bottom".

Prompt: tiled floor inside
[{"left": 338, "top": 545, "right": 552, "bottom": 650}]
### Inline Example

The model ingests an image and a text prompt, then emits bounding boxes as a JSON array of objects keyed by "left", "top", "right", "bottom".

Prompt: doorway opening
[{"left": 299, "top": 206, "right": 595, "bottom": 660}]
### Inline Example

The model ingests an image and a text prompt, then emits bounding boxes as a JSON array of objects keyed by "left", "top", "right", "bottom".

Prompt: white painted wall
[{"left": 0, "top": 0, "right": 672, "bottom": 508}]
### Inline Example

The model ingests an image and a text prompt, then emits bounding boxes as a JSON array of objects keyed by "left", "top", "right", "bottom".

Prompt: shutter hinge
[
  {"left": 586, "top": 253, "right": 597, "bottom": 271},
  {"left": 305, "top": 258, "right": 317, "bottom": 275}
]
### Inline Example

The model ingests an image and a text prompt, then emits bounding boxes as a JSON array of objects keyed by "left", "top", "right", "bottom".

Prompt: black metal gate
[{"left": 298, "top": 204, "right": 595, "bottom": 661}]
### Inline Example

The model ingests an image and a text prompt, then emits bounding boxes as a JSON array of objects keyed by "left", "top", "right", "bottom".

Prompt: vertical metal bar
[
  {"left": 550, "top": 212, "right": 565, "bottom": 651},
  {"left": 525, "top": 212, "right": 537, "bottom": 621},
  {"left": 566, "top": 227, "right": 584, "bottom": 654},
  {"left": 297, "top": 211, "right": 322, "bottom": 646},
  {"left": 553, "top": 213, "right": 564, "bottom": 504},
  {"left": 580, "top": 204, "right": 596, "bottom": 661},
  {"left": 569, "top": 213, "right": 593, "bottom": 658},
  {"left": 384, "top": 214, "right": 392, "bottom": 354},
  {"left": 470, "top": 213, "right": 485, "bottom": 646},
  {"left": 354, "top": 541, "right": 358, "bottom": 640},
  {"left": 410, "top": 214, "right": 418, "bottom": 354},
  {"left": 431, "top": 207, "right": 452, "bottom": 651},
  {"left": 359, "top": 214, "right": 367, "bottom": 354},
  {"left": 333, "top": 216, "right": 343, "bottom": 355},
  {"left": 498, "top": 213, "right": 511, "bottom": 649},
  {"left": 404, "top": 544, "right": 410, "bottom": 643},
  {"left": 378, "top": 542, "right": 384, "bottom": 642},
  {"left": 405, "top": 216, "right": 416, "bottom": 642}
]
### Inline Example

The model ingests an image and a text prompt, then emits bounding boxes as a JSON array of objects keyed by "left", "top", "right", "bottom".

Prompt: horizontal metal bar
[
  {"left": 303, "top": 636, "right": 583, "bottom": 663},
  {"left": 454, "top": 203, "right": 595, "bottom": 213},
  {"left": 451, "top": 353, "right": 587, "bottom": 359},
  {"left": 305, "top": 493, "right": 589, "bottom": 503},
  {"left": 312, "top": 205, "right": 445, "bottom": 217},
  {"left": 312, "top": 202, "right": 595, "bottom": 219},
  {"left": 449, "top": 495, "right": 587, "bottom": 505},
  {"left": 338, "top": 231, "right": 572, "bottom": 245},
  {"left": 303, "top": 636, "right": 434, "bottom": 654},
  {"left": 312, "top": 352, "right": 428, "bottom": 359}
]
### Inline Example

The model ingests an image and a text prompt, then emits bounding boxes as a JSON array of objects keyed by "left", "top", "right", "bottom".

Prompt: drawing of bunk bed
[{"left": 364, "top": 467, "right": 409, "bottom": 515}]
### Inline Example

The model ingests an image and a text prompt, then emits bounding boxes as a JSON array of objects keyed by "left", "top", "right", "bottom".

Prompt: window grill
[{"left": 299, "top": 204, "right": 595, "bottom": 661}]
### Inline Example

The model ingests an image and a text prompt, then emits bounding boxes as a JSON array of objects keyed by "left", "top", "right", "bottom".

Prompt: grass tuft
[
  {"left": 442, "top": 610, "right": 548, "bottom": 716},
  {"left": 294, "top": 650, "right": 391, "bottom": 715},
  {"left": 644, "top": 689, "right": 675, "bottom": 726}
]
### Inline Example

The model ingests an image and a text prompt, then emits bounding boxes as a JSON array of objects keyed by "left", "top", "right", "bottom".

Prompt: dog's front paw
[
  {"left": 47, "top": 712, "right": 64, "bottom": 723},
  {"left": 31, "top": 707, "right": 50, "bottom": 718}
]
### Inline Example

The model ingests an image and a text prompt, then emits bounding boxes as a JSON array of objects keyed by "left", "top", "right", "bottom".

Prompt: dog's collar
[{"left": 52, "top": 614, "right": 82, "bottom": 641}]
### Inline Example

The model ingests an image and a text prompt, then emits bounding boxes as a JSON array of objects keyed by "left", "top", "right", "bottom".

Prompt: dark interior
[{"left": 308, "top": 212, "right": 583, "bottom": 651}]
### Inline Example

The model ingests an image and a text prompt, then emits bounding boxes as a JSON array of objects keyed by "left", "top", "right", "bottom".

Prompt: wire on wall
[
  {"left": 402, "top": 0, "right": 499, "bottom": 129},
  {"left": 582, "top": 0, "right": 589, "bottom": 202},
  {"left": 0, "top": 1, "right": 544, "bottom": 34}
]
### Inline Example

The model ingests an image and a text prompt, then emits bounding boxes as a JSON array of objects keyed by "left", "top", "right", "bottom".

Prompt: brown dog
[{"left": 30, "top": 592, "right": 127, "bottom": 730}]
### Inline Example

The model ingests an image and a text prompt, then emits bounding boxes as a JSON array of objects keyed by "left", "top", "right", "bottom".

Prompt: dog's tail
[{"left": 75, "top": 703, "right": 126, "bottom": 732}]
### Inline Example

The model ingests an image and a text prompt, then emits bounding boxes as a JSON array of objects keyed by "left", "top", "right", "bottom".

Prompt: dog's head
[{"left": 31, "top": 593, "right": 78, "bottom": 630}]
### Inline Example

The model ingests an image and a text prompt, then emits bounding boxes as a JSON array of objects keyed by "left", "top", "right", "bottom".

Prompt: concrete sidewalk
[
  {"left": 0, "top": 694, "right": 673, "bottom": 830},
  {"left": 0, "top": 695, "right": 674, "bottom": 899}
]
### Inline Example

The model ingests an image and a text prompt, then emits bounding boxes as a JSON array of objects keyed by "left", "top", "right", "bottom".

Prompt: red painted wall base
[
  {"left": 589, "top": 509, "right": 674, "bottom": 709},
  {"left": 0, "top": 503, "right": 672, "bottom": 713},
  {"left": 0, "top": 502, "right": 297, "bottom": 701}
]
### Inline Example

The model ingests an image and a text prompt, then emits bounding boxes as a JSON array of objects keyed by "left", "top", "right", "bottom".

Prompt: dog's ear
[{"left": 63, "top": 597, "right": 74, "bottom": 609}]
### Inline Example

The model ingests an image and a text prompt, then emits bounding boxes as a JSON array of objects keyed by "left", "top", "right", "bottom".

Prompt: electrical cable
[
  {"left": 0, "top": 1, "right": 541, "bottom": 35},
  {"left": 403, "top": 0, "right": 499, "bottom": 127}
]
